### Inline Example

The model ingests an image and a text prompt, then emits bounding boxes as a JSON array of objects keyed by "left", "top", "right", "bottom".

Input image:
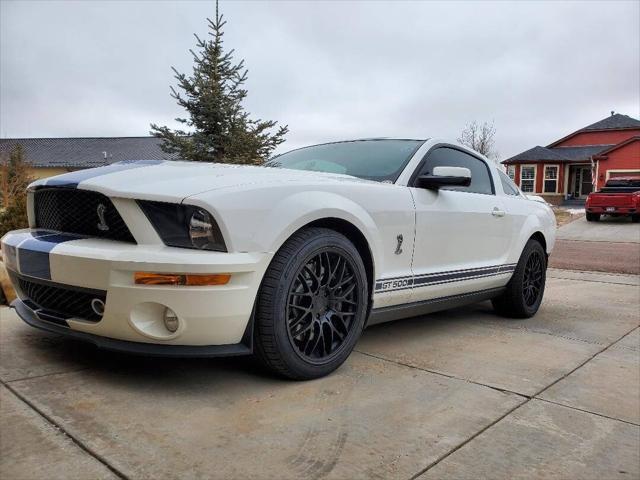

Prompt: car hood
[{"left": 30, "top": 160, "right": 378, "bottom": 202}]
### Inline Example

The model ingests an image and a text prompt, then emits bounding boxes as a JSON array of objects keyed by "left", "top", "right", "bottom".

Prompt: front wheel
[
  {"left": 492, "top": 239, "right": 547, "bottom": 318},
  {"left": 254, "top": 227, "right": 368, "bottom": 380},
  {"left": 631, "top": 214, "right": 639, "bottom": 223}
]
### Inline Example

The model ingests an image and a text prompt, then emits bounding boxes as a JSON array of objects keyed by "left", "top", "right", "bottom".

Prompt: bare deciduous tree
[{"left": 458, "top": 120, "right": 499, "bottom": 162}]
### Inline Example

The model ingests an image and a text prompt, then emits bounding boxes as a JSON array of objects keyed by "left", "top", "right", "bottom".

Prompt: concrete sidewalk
[{"left": 1, "top": 271, "right": 638, "bottom": 479}]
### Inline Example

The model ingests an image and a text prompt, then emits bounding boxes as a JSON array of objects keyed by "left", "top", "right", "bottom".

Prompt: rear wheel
[
  {"left": 254, "top": 227, "right": 368, "bottom": 380},
  {"left": 586, "top": 212, "right": 600, "bottom": 222},
  {"left": 492, "top": 239, "right": 547, "bottom": 318},
  {"left": 631, "top": 214, "right": 639, "bottom": 223}
]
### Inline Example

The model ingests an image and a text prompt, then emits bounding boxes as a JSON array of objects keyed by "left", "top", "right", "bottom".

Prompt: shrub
[{"left": 0, "top": 144, "right": 32, "bottom": 238}]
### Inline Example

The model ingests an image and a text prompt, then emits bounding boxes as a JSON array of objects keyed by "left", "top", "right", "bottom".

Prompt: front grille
[
  {"left": 34, "top": 188, "right": 135, "bottom": 243},
  {"left": 16, "top": 275, "right": 106, "bottom": 323}
]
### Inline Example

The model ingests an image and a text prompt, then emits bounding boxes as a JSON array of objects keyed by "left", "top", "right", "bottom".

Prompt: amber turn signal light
[{"left": 134, "top": 272, "right": 231, "bottom": 286}]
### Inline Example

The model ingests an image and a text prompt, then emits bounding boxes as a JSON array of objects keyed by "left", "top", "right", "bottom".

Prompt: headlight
[
  {"left": 189, "top": 209, "right": 218, "bottom": 249},
  {"left": 137, "top": 200, "right": 227, "bottom": 252}
]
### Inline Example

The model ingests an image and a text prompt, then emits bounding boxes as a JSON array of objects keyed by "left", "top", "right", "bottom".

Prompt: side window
[
  {"left": 498, "top": 170, "right": 521, "bottom": 196},
  {"left": 418, "top": 147, "right": 494, "bottom": 195}
]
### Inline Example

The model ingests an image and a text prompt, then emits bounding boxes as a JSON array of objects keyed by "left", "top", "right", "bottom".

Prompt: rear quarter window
[{"left": 498, "top": 170, "right": 521, "bottom": 196}]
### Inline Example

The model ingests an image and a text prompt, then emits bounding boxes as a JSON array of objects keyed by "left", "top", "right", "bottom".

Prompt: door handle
[{"left": 492, "top": 207, "right": 506, "bottom": 217}]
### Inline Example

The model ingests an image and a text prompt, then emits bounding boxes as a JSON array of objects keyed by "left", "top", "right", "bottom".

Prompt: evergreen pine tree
[{"left": 151, "top": 1, "right": 288, "bottom": 164}]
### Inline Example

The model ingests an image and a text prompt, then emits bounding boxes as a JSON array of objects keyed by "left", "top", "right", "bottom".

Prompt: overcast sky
[{"left": 1, "top": 0, "right": 638, "bottom": 158}]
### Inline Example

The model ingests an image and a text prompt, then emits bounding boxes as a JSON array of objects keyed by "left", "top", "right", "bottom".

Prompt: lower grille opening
[{"left": 12, "top": 273, "right": 106, "bottom": 323}]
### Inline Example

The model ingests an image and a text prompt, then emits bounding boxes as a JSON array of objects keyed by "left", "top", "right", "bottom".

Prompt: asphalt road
[
  {"left": 550, "top": 216, "right": 640, "bottom": 274},
  {"left": 1, "top": 269, "right": 639, "bottom": 479}
]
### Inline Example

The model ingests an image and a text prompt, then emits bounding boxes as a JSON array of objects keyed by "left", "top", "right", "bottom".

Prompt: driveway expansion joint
[
  {"left": 534, "top": 397, "right": 640, "bottom": 427},
  {"left": 4, "top": 367, "right": 91, "bottom": 385},
  {"left": 355, "top": 350, "right": 530, "bottom": 399},
  {"left": 0, "top": 378, "right": 129, "bottom": 480},
  {"left": 481, "top": 323, "right": 610, "bottom": 347},
  {"left": 401, "top": 323, "right": 640, "bottom": 479}
]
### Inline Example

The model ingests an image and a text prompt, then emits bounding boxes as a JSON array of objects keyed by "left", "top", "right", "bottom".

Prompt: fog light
[{"left": 163, "top": 308, "right": 179, "bottom": 333}]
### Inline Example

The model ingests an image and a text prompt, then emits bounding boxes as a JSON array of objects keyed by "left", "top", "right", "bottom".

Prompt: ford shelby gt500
[{"left": 2, "top": 139, "right": 556, "bottom": 379}]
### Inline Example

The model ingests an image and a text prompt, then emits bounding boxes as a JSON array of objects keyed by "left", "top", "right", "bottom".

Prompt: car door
[
  {"left": 409, "top": 146, "right": 512, "bottom": 303},
  {"left": 496, "top": 168, "right": 530, "bottom": 255}
]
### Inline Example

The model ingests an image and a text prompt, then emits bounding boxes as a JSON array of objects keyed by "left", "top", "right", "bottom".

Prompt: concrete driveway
[
  {"left": 550, "top": 216, "right": 640, "bottom": 274},
  {"left": 1, "top": 268, "right": 639, "bottom": 479},
  {"left": 557, "top": 216, "right": 640, "bottom": 243}
]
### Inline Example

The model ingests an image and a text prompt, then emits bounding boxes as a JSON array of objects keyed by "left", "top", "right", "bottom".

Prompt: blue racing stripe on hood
[
  {"left": 44, "top": 160, "right": 164, "bottom": 188},
  {"left": 1, "top": 231, "right": 84, "bottom": 280}
]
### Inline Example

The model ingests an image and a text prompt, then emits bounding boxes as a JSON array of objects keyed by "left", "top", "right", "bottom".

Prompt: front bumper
[
  {"left": 12, "top": 299, "right": 252, "bottom": 357},
  {"left": 2, "top": 229, "right": 272, "bottom": 349}
]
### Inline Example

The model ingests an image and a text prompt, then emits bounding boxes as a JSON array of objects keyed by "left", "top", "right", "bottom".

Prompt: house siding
[
  {"left": 596, "top": 140, "right": 640, "bottom": 190},
  {"left": 554, "top": 129, "right": 640, "bottom": 147},
  {"left": 514, "top": 162, "right": 564, "bottom": 200}
]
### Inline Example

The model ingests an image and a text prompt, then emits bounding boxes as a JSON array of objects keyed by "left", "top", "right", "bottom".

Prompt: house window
[
  {"left": 520, "top": 165, "right": 536, "bottom": 193},
  {"left": 543, "top": 165, "right": 558, "bottom": 193},
  {"left": 506, "top": 165, "right": 515, "bottom": 180}
]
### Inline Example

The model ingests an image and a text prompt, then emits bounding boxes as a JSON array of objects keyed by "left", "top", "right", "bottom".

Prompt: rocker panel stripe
[{"left": 374, "top": 263, "right": 517, "bottom": 293}]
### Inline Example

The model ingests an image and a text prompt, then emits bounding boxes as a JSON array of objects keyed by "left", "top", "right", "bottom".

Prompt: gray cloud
[{"left": 1, "top": 0, "right": 638, "bottom": 159}]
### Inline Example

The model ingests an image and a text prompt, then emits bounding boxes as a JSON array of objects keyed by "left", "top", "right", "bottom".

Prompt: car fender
[
  {"left": 187, "top": 187, "right": 382, "bottom": 273},
  {"left": 512, "top": 207, "right": 556, "bottom": 262},
  {"left": 265, "top": 190, "right": 382, "bottom": 265}
]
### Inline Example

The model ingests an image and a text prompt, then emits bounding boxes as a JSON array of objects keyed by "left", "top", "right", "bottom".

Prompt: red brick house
[{"left": 503, "top": 113, "right": 640, "bottom": 204}]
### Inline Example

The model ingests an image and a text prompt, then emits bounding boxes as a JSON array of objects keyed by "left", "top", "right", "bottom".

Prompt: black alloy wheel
[
  {"left": 522, "top": 249, "right": 544, "bottom": 307},
  {"left": 286, "top": 249, "right": 360, "bottom": 363},
  {"left": 492, "top": 238, "right": 547, "bottom": 318},
  {"left": 254, "top": 227, "right": 368, "bottom": 380}
]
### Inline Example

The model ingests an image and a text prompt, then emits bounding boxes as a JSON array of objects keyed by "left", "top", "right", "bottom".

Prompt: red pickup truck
[{"left": 585, "top": 176, "right": 640, "bottom": 222}]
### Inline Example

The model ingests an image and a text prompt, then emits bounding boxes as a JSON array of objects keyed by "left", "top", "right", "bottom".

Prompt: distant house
[
  {"left": 503, "top": 113, "right": 640, "bottom": 204},
  {"left": 0, "top": 136, "right": 180, "bottom": 180}
]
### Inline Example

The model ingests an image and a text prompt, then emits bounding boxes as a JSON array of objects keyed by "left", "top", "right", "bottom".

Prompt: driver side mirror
[{"left": 416, "top": 166, "right": 472, "bottom": 190}]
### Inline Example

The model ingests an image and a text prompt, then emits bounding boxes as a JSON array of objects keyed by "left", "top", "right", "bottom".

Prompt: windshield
[{"left": 264, "top": 139, "right": 424, "bottom": 182}]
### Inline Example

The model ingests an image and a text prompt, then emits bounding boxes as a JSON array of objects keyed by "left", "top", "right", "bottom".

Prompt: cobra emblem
[
  {"left": 395, "top": 234, "right": 403, "bottom": 255},
  {"left": 96, "top": 203, "right": 109, "bottom": 231}
]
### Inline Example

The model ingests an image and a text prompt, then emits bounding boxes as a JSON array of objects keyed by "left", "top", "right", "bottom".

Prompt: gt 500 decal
[{"left": 376, "top": 278, "right": 414, "bottom": 291}]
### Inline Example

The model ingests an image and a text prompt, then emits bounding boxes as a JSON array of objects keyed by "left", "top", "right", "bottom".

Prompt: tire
[
  {"left": 631, "top": 214, "right": 639, "bottom": 223},
  {"left": 254, "top": 227, "right": 368, "bottom": 380},
  {"left": 586, "top": 212, "right": 600, "bottom": 222},
  {"left": 492, "top": 239, "right": 547, "bottom": 319}
]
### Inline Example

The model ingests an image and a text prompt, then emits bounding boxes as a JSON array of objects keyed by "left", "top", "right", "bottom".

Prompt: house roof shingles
[
  {"left": 580, "top": 113, "right": 640, "bottom": 132},
  {"left": 506, "top": 146, "right": 567, "bottom": 162},
  {"left": 505, "top": 144, "right": 614, "bottom": 164},
  {"left": 0, "top": 137, "right": 180, "bottom": 168},
  {"left": 550, "top": 145, "right": 616, "bottom": 161}
]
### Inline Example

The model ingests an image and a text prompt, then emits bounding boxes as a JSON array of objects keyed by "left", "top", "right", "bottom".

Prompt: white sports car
[{"left": 2, "top": 138, "right": 556, "bottom": 379}]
